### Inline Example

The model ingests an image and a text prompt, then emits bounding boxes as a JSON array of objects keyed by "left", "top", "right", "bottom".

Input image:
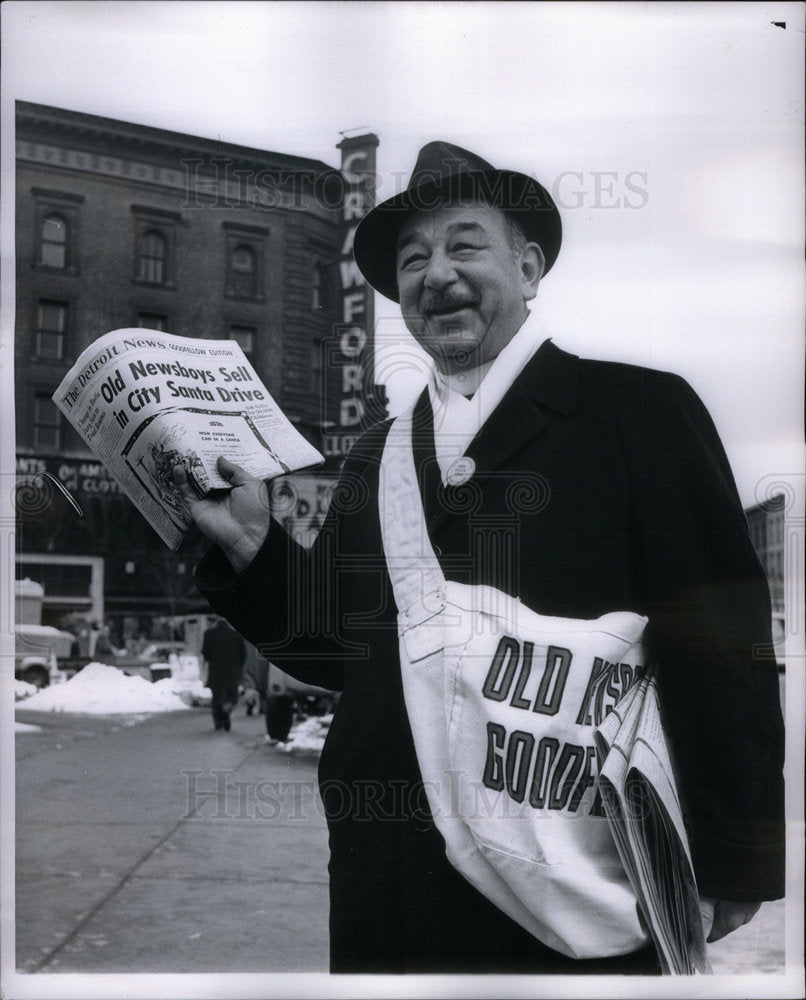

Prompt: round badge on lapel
[{"left": 445, "top": 456, "right": 476, "bottom": 486}]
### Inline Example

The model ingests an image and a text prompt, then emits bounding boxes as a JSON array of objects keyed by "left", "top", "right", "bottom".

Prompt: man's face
[{"left": 395, "top": 203, "right": 542, "bottom": 374}]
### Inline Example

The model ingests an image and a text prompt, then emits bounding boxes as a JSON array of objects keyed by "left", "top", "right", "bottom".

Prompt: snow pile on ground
[
  {"left": 280, "top": 714, "right": 332, "bottom": 753},
  {"left": 19, "top": 662, "right": 191, "bottom": 714},
  {"left": 15, "top": 720, "right": 42, "bottom": 733},
  {"left": 15, "top": 679, "right": 38, "bottom": 701}
]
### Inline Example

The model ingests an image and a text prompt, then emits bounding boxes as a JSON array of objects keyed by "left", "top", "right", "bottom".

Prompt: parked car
[
  {"left": 135, "top": 641, "right": 188, "bottom": 664},
  {"left": 136, "top": 642, "right": 196, "bottom": 682},
  {"left": 268, "top": 662, "right": 339, "bottom": 717},
  {"left": 14, "top": 624, "right": 74, "bottom": 688}
]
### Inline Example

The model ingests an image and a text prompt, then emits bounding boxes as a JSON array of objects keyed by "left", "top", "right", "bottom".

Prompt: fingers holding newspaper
[
  {"left": 706, "top": 899, "right": 762, "bottom": 944},
  {"left": 173, "top": 455, "right": 270, "bottom": 573}
]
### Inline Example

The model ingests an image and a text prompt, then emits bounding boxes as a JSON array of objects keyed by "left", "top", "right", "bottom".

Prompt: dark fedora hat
[{"left": 353, "top": 141, "right": 562, "bottom": 302}]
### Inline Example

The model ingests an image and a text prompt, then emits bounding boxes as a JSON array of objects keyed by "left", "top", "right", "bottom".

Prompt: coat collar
[
  {"left": 410, "top": 339, "right": 579, "bottom": 534},
  {"left": 520, "top": 337, "right": 579, "bottom": 416},
  {"left": 467, "top": 337, "right": 578, "bottom": 467},
  {"left": 413, "top": 338, "right": 579, "bottom": 457}
]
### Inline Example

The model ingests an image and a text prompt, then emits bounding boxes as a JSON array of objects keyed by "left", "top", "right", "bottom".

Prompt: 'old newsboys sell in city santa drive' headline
[
  {"left": 53, "top": 328, "right": 323, "bottom": 550},
  {"left": 60, "top": 335, "right": 264, "bottom": 419}
]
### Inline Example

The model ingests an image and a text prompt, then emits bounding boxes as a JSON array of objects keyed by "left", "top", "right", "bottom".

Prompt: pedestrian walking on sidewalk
[{"left": 201, "top": 616, "right": 246, "bottom": 732}]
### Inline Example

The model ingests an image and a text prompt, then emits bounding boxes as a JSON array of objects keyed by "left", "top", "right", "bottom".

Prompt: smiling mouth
[{"left": 427, "top": 304, "right": 474, "bottom": 318}]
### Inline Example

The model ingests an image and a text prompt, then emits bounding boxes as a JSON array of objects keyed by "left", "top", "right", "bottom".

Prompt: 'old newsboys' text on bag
[{"left": 379, "top": 411, "right": 652, "bottom": 959}]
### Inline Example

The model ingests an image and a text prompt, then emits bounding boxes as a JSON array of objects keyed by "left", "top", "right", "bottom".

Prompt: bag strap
[{"left": 379, "top": 411, "right": 446, "bottom": 620}]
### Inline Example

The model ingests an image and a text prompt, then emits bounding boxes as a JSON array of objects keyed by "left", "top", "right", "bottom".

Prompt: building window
[
  {"left": 137, "top": 229, "right": 167, "bottom": 284},
  {"left": 312, "top": 260, "right": 331, "bottom": 311},
  {"left": 34, "top": 393, "right": 62, "bottom": 449},
  {"left": 131, "top": 205, "right": 181, "bottom": 288},
  {"left": 228, "top": 245, "right": 257, "bottom": 298},
  {"left": 35, "top": 300, "right": 68, "bottom": 360},
  {"left": 223, "top": 222, "right": 267, "bottom": 301},
  {"left": 40, "top": 214, "right": 68, "bottom": 268},
  {"left": 137, "top": 312, "right": 169, "bottom": 332},
  {"left": 31, "top": 187, "right": 83, "bottom": 275},
  {"left": 228, "top": 324, "right": 256, "bottom": 356}
]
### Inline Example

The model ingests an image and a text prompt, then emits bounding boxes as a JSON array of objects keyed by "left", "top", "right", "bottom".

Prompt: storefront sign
[
  {"left": 322, "top": 132, "right": 384, "bottom": 459},
  {"left": 270, "top": 475, "right": 336, "bottom": 549},
  {"left": 16, "top": 455, "right": 123, "bottom": 498}
]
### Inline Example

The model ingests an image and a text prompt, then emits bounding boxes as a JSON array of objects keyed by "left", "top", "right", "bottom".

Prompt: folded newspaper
[
  {"left": 53, "top": 328, "right": 324, "bottom": 550},
  {"left": 595, "top": 667, "right": 711, "bottom": 975}
]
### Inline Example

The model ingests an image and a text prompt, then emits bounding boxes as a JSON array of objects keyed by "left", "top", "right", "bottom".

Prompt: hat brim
[{"left": 353, "top": 169, "right": 562, "bottom": 303}]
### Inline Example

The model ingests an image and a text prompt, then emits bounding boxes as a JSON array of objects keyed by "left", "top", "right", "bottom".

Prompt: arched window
[
  {"left": 40, "top": 213, "right": 68, "bottom": 268},
  {"left": 228, "top": 244, "right": 257, "bottom": 298},
  {"left": 223, "top": 224, "right": 266, "bottom": 300},
  {"left": 137, "top": 229, "right": 167, "bottom": 284}
]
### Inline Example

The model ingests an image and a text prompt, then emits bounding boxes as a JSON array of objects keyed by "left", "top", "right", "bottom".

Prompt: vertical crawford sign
[{"left": 322, "top": 132, "right": 385, "bottom": 459}]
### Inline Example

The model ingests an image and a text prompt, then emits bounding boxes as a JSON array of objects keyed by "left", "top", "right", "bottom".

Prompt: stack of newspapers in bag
[{"left": 595, "top": 667, "right": 711, "bottom": 975}]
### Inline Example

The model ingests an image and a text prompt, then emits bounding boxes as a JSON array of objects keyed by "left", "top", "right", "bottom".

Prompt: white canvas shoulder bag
[{"left": 378, "top": 411, "right": 651, "bottom": 959}]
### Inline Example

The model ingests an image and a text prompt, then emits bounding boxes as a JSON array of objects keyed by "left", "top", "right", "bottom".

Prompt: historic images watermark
[
  {"left": 178, "top": 159, "right": 649, "bottom": 214},
  {"left": 181, "top": 764, "right": 651, "bottom": 830}
]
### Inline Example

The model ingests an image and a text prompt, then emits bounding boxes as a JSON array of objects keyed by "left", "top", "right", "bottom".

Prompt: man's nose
[{"left": 423, "top": 250, "right": 458, "bottom": 290}]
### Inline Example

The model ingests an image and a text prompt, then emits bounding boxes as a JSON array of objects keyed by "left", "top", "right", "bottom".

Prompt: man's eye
[
  {"left": 452, "top": 243, "right": 479, "bottom": 255},
  {"left": 399, "top": 253, "right": 427, "bottom": 270}
]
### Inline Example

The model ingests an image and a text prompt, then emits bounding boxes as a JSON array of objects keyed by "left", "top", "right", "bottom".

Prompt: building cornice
[
  {"left": 15, "top": 101, "right": 339, "bottom": 177},
  {"left": 16, "top": 103, "right": 346, "bottom": 223}
]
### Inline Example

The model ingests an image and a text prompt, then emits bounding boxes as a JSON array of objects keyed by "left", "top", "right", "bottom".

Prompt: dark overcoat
[
  {"left": 201, "top": 619, "right": 245, "bottom": 702},
  {"left": 197, "top": 340, "right": 784, "bottom": 973}
]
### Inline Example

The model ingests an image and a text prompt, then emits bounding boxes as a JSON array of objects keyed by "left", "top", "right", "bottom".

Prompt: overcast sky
[{"left": 1, "top": 0, "right": 803, "bottom": 507}]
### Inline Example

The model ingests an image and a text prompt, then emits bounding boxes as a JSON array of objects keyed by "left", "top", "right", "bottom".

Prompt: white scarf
[{"left": 427, "top": 310, "right": 546, "bottom": 484}]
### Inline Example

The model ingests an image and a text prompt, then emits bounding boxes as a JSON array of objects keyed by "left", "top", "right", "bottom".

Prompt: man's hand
[
  {"left": 173, "top": 456, "right": 270, "bottom": 573},
  {"left": 706, "top": 899, "right": 762, "bottom": 943}
]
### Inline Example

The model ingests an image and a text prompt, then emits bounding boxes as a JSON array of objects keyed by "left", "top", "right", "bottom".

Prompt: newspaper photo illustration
[{"left": 52, "top": 328, "right": 323, "bottom": 549}]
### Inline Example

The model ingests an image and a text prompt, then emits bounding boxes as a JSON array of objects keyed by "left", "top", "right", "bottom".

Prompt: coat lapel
[
  {"left": 424, "top": 340, "right": 580, "bottom": 537},
  {"left": 468, "top": 339, "right": 578, "bottom": 467}
]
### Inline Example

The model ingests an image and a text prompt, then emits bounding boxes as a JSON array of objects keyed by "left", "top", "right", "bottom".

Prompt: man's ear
[{"left": 520, "top": 242, "right": 545, "bottom": 301}]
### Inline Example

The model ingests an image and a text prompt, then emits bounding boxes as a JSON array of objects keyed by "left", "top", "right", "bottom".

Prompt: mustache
[{"left": 421, "top": 293, "right": 477, "bottom": 314}]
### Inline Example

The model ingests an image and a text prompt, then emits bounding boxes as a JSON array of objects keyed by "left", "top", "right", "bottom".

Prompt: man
[
  {"left": 241, "top": 641, "right": 268, "bottom": 716},
  {"left": 201, "top": 615, "right": 246, "bottom": 732},
  {"left": 178, "top": 143, "right": 784, "bottom": 973}
]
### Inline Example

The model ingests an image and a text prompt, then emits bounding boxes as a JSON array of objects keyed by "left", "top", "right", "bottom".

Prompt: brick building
[{"left": 14, "top": 102, "right": 382, "bottom": 639}]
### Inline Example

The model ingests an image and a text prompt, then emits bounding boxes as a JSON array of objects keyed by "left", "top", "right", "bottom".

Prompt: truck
[{"left": 14, "top": 623, "right": 75, "bottom": 688}]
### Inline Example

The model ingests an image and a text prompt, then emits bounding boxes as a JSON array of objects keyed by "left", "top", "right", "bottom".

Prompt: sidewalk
[
  {"left": 13, "top": 703, "right": 790, "bottom": 981},
  {"left": 15, "top": 707, "right": 330, "bottom": 974}
]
